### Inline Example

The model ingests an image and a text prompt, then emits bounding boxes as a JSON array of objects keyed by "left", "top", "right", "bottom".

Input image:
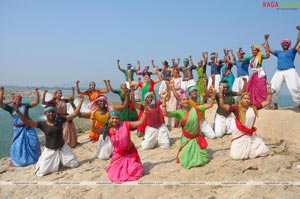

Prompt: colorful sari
[
  {"left": 80, "top": 90, "right": 108, "bottom": 102},
  {"left": 196, "top": 67, "right": 207, "bottom": 96},
  {"left": 244, "top": 54, "right": 267, "bottom": 105},
  {"left": 92, "top": 111, "right": 110, "bottom": 141},
  {"left": 229, "top": 104, "right": 269, "bottom": 159},
  {"left": 171, "top": 106, "right": 209, "bottom": 169},
  {"left": 136, "top": 79, "right": 156, "bottom": 136},
  {"left": 106, "top": 122, "right": 144, "bottom": 182},
  {"left": 221, "top": 64, "right": 235, "bottom": 91},
  {"left": 5, "top": 104, "right": 41, "bottom": 166},
  {"left": 113, "top": 89, "right": 138, "bottom": 122}
]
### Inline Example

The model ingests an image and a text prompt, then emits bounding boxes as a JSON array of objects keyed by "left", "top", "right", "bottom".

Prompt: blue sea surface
[{"left": 0, "top": 94, "right": 296, "bottom": 158}]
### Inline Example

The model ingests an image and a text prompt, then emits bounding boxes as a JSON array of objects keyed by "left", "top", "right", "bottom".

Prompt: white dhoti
[
  {"left": 35, "top": 144, "right": 78, "bottom": 177},
  {"left": 271, "top": 68, "right": 300, "bottom": 105},
  {"left": 230, "top": 131, "right": 269, "bottom": 160},
  {"left": 232, "top": 75, "right": 249, "bottom": 102},
  {"left": 230, "top": 107, "right": 269, "bottom": 160},
  {"left": 93, "top": 135, "right": 113, "bottom": 160},
  {"left": 207, "top": 74, "right": 221, "bottom": 93},
  {"left": 181, "top": 79, "right": 196, "bottom": 92},
  {"left": 141, "top": 124, "right": 171, "bottom": 150},
  {"left": 200, "top": 120, "right": 216, "bottom": 139},
  {"left": 159, "top": 80, "right": 167, "bottom": 95},
  {"left": 232, "top": 75, "right": 249, "bottom": 92},
  {"left": 214, "top": 113, "right": 236, "bottom": 138}
]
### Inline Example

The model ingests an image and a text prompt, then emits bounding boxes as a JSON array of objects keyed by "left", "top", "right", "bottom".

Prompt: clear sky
[{"left": 1, "top": 0, "right": 300, "bottom": 92}]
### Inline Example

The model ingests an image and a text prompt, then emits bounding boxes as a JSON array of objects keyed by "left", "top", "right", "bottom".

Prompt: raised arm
[
  {"left": 130, "top": 103, "right": 149, "bottom": 129},
  {"left": 105, "top": 80, "right": 115, "bottom": 93},
  {"left": 161, "top": 92, "right": 171, "bottom": 117},
  {"left": 117, "top": 59, "right": 123, "bottom": 72},
  {"left": 170, "top": 80, "right": 179, "bottom": 101},
  {"left": 230, "top": 49, "right": 236, "bottom": 62},
  {"left": 102, "top": 80, "right": 110, "bottom": 93},
  {"left": 296, "top": 40, "right": 300, "bottom": 53},
  {"left": 261, "top": 82, "right": 272, "bottom": 108},
  {"left": 153, "top": 71, "right": 163, "bottom": 84},
  {"left": 264, "top": 34, "right": 275, "bottom": 55},
  {"left": 263, "top": 34, "right": 270, "bottom": 59},
  {"left": 296, "top": 25, "right": 300, "bottom": 48},
  {"left": 42, "top": 90, "right": 49, "bottom": 105},
  {"left": 204, "top": 86, "right": 216, "bottom": 110},
  {"left": 130, "top": 86, "right": 142, "bottom": 110},
  {"left": 189, "top": 55, "right": 196, "bottom": 67},
  {"left": 71, "top": 87, "right": 75, "bottom": 99},
  {"left": 151, "top": 59, "right": 159, "bottom": 71},
  {"left": 115, "top": 91, "right": 130, "bottom": 112},
  {"left": 75, "top": 80, "right": 81, "bottom": 94},
  {"left": 66, "top": 95, "right": 84, "bottom": 122},
  {"left": 136, "top": 60, "right": 141, "bottom": 72},
  {"left": 0, "top": 86, "right": 6, "bottom": 109},
  {"left": 218, "top": 85, "right": 231, "bottom": 112},
  {"left": 29, "top": 87, "right": 40, "bottom": 108},
  {"left": 202, "top": 52, "right": 208, "bottom": 66}
]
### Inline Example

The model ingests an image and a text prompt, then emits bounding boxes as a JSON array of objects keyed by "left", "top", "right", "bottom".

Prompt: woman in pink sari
[
  {"left": 103, "top": 107, "right": 148, "bottom": 182},
  {"left": 244, "top": 37, "right": 270, "bottom": 105}
]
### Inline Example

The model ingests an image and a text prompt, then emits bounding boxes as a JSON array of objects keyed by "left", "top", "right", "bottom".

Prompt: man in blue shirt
[{"left": 268, "top": 26, "right": 300, "bottom": 111}]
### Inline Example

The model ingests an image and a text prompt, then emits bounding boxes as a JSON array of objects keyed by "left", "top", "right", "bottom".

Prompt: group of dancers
[{"left": 1, "top": 26, "right": 300, "bottom": 182}]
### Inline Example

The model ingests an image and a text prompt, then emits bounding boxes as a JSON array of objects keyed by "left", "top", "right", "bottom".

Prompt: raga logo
[{"left": 262, "top": 1, "right": 300, "bottom": 10}]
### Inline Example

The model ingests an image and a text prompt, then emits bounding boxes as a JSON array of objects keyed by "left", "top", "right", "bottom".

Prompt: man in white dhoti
[
  {"left": 267, "top": 26, "right": 300, "bottom": 111},
  {"left": 14, "top": 95, "right": 84, "bottom": 176}
]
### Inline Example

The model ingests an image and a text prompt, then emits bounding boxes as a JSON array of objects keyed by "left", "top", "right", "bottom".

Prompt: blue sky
[{"left": 1, "top": 0, "right": 300, "bottom": 93}]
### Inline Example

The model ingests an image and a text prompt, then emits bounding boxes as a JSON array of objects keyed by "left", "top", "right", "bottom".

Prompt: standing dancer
[{"left": 268, "top": 26, "right": 300, "bottom": 111}]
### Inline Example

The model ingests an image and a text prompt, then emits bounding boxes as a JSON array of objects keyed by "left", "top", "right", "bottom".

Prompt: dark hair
[
  {"left": 86, "top": 81, "right": 96, "bottom": 93},
  {"left": 219, "top": 80, "right": 229, "bottom": 84},
  {"left": 163, "top": 60, "right": 169, "bottom": 67}
]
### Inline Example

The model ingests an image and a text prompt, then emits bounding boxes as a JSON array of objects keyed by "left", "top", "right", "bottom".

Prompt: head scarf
[
  {"left": 250, "top": 46, "right": 262, "bottom": 68},
  {"left": 219, "top": 81, "right": 229, "bottom": 88},
  {"left": 44, "top": 106, "right": 56, "bottom": 113},
  {"left": 187, "top": 86, "right": 198, "bottom": 94},
  {"left": 178, "top": 89, "right": 188, "bottom": 101},
  {"left": 88, "top": 95, "right": 112, "bottom": 111},
  {"left": 183, "top": 58, "right": 190, "bottom": 67},
  {"left": 127, "top": 63, "right": 132, "bottom": 68},
  {"left": 144, "top": 92, "right": 155, "bottom": 106},
  {"left": 5, "top": 94, "right": 22, "bottom": 104},
  {"left": 144, "top": 92, "right": 154, "bottom": 101},
  {"left": 238, "top": 92, "right": 258, "bottom": 124},
  {"left": 280, "top": 38, "right": 292, "bottom": 49},
  {"left": 102, "top": 110, "right": 120, "bottom": 140}
]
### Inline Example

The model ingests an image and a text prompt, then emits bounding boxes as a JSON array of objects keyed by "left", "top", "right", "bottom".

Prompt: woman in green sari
[
  {"left": 161, "top": 86, "right": 216, "bottom": 169},
  {"left": 105, "top": 80, "right": 138, "bottom": 122},
  {"left": 130, "top": 71, "right": 162, "bottom": 137}
]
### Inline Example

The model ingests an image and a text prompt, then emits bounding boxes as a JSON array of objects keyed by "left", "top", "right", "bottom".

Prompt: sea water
[
  {"left": 0, "top": 91, "right": 121, "bottom": 158},
  {"left": 0, "top": 94, "right": 296, "bottom": 158}
]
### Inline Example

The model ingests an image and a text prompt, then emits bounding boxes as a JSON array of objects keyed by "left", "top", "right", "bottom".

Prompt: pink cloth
[
  {"left": 106, "top": 122, "right": 144, "bottom": 182},
  {"left": 246, "top": 71, "right": 267, "bottom": 105}
]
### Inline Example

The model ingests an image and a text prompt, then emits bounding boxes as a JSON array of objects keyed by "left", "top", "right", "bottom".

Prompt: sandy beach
[{"left": 0, "top": 106, "right": 300, "bottom": 199}]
